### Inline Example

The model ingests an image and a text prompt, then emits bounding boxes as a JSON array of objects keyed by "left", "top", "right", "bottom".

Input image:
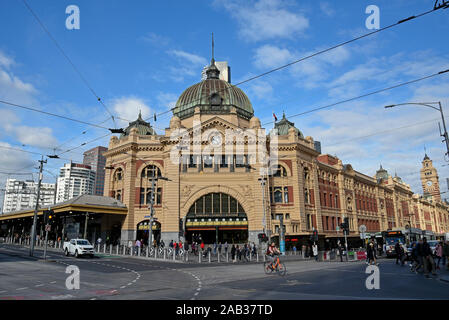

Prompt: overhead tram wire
[
  {"left": 149, "top": 4, "right": 449, "bottom": 123},
  {"left": 21, "top": 0, "right": 118, "bottom": 128},
  {"left": 0, "top": 99, "right": 111, "bottom": 130},
  {"left": 262, "top": 68, "right": 449, "bottom": 126}
]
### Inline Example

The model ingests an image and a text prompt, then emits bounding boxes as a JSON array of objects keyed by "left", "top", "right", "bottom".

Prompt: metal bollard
[
  {"left": 208, "top": 251, "right": 211, "bottom": 263},
  {"left": 163, "top": 248, "right": 166, "bottom": 260},
  {"left": 138, "top": 247, "right": 141, "bottom": 256},
  {"left": 116, "top": 245, "right": 119, "bottom": 255},
  {"left": 257, "top": 252, "right": 259, "bottom": 262},
  {"left": 226, "top": 251, "right": 229, "bottom": 263},
  {"left": 146, "top": 247, "right": 149, "bottom": 258},
  {"left": 109, "top": 245, "right": 112, "bottom": 255},
  {"left": 218, "top": 252, "right": 220, "bottom": 263},
  {"left": 103, "top": 244, "right": 106, "bottom": 253},
  {"left": 173, "top": 249, "right": 176, "bottom": 261},
  {"left": 155, "top": 247, "right": 158, "bottom": 259},
  {"left": 199, "top": 250, "right": 202, "bottom": 263},
  {"left": 123, "top": 245, "right": 126, "bottom": 255}
]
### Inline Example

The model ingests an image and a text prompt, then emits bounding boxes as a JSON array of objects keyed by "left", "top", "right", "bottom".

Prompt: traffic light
[
  {"left": 43, "top": 209, "right": 54, "bottom": 225},
  {"left": 312, "top": 229, "right": 318, "bottom": 242},
  {"left": 258, "top": 233, "right": 268, "bottom": 242},
  {"left": 340, "top": 217, "right": 350, "bottom": 235}
]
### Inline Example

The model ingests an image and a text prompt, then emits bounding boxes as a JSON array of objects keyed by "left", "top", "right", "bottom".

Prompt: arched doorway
[
  {"left": 185, "top": 192, "right": 248, "bottom": 244},
  {"left": 136, "top": 220, "right": 161, "bottom": 246}
]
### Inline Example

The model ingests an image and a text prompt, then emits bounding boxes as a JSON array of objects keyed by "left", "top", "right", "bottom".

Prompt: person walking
[
  {"left": 236, "top": 245, "right": 242, "bottom": 262},
  {"left": 312, "top": 243, "right": 318, "bottom": 262},
  {"left": 422, "top": 237, "right": 437, "bottom": 278},
  {"left": 338, "top": 243, "right": 344, "bottom": 262},
  {"left": 231, "top": 244, "right": 236, "bottom": 263},
  {"left": 395, "top": 241, "right": 404, "bottom": 265},
  {"left": 443, "top": 240, "right": 449, "bottom": 270},
  {"left": 435, "top": 241, "right": 443, "bottom": 270},
  {"left": 367, "top": 241, "right": 378, "bottom": 265}
]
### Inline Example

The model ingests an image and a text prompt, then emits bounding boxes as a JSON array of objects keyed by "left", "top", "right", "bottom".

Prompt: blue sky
[{"left": 1, "top": 0, "right": 449, "bottom": 201}]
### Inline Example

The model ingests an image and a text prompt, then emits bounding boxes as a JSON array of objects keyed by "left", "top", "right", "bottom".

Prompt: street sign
[
  {"left": 144, "top": 216, "right": 152, "bottom": 218},
  {"left": 45, "top": 224, "right": 51, "bottom": 232},
  {"left": 360, "top": 232, "right": 365, "bottom": 239},
  {"left": 336, "top": 226, "right": 340, "bottom": 232},
  {"left": 359, "top": 224, "right": 366, "bottom": 233}
]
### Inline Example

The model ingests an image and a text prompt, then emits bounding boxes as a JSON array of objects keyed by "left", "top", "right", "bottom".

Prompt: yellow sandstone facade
[{"left": 103, "top": 60, "right": 449, "bottom": 246}]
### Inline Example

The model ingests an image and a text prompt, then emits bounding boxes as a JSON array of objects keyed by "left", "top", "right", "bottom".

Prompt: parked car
[{"left": 63, "top": 239, "right": 94, "bottom": 258}]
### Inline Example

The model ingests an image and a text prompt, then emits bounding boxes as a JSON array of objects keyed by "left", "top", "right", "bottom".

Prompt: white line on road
[{"left": 16, "top": 287, "right": 28, "bottom": 290}]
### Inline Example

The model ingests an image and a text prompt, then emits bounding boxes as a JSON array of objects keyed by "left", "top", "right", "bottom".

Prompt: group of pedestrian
[
  {"left": 168, "top": 240, "right": 184, "bottom": 255},
  {"left": 408, "top": 238, "right": 449, "bottom": 278},
  {"left": 230, "top": 242, "right": 258, "bottom": 262}
]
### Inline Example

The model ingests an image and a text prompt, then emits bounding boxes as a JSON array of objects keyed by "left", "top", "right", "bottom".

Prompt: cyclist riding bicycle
[{"left": 266, "top": 242, "right": 280, "bottom": 268}]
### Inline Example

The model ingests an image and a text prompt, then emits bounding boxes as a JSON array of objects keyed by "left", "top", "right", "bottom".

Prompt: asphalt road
[{"left": 1, "top": 244, "right": 448, "bottom": 300}]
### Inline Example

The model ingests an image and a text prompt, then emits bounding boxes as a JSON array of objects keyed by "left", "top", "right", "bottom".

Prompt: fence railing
[{"left": 0, "top": 238, "right": 368, "bottom": 264}]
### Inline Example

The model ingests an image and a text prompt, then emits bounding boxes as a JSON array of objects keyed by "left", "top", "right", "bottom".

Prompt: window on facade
[
  {"left": 305, "top": 189, "right": 309, "bottom": 204},
  {"left": 275, "top": 214, "right": 283, "bottom": 220},
  {"left": 203, "top": 155, "right": 213, "bottom": 168},
  {"left": 285, "top": 213, "right": 290, "bottom": 220},
  {"left": 188, "top": 155, "right": 197, "bottom": 168},
  {"left": 234, "top": 155, "right": 246, "bottom": 168},
  {"left": 273, "top": 165, "right": 287, "bottom": 177},
  {"left": 284, "top": 187, "right": 289, "bottom": 203},
  {"left": 335, "top": 195, "right": 338, "bottom": 208},
  {"left": 141, "top": 165, "right": 161, "bottom": 178},
  {"left": 116, "top": 189, "right": 122, "bottom": 201},
  {"left": 323, "top": 193, "right": 327, "bottom": 206},
  {"left": 304, "top": 168, "right": 309, "bottom": 181},
  {"left": 187, "top": 193, "right": 244, "bottom": 217},
  {"left": 220, "top": 155, "right": 228, "bottom": 168},
  {"left": 274, "top": 187, "right": 283, "bottom": 203},
  {"left": 114, "top": 169, "right": 123, "bottom": 181}
]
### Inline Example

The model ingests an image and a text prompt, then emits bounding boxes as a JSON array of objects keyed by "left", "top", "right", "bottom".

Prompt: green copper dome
[
  {"left": 273, "top": 113, "right": 304, "bottom": 138},
  {"left": 121, "top": 112, "right": 155, "bottom": 137},
  {"left": 173, "top": 63, "right": 254, "bottom": 120}
]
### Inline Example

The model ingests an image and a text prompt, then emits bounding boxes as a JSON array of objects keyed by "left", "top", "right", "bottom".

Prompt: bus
[{"left": 383, "top": 231, "right": 406, "bottom": 257}]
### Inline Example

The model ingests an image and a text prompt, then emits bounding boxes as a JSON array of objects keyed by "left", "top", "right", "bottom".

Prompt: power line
[
  {"left": 149, "top": 4, "right": 448, "bottom": 122},
  {"left": 58, "top": 133, "right": 112, "bottom": 156},
  {"left": 262, "top": 68, "right": 449, "bottom": 126},
  {"left": 21, "top": 0, "right": 117, "bottom": 128},
  {"left": 0, "top": 99, "right": 111, "bottom": 130}
]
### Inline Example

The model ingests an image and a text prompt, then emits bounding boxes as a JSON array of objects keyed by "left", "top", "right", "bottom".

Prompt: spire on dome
[{"left": 205, "top": 32, "right": 220, "bottom": 79}]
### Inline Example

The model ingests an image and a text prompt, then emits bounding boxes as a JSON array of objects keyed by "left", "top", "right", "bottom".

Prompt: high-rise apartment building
[
  {"left": 2, "top": 178, "right": 55, "bottom": 213},
  {"left": 83, "top": 146, "right": 108, "bottom": 196},
  {"left": 56, "top": 162, "right": 96, "bottom": 202}
]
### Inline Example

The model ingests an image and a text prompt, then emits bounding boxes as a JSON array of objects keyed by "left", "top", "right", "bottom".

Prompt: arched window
[
  {"left": 113, "top": 168, "right": 123, "bottom": 181},
  {"left": 187, "top": 193, "right": 245, "bottom": 217},
  {"left": 272, "top": 164, "right": 288, "bottom": 177},
  {"left": 274, "top": 187, "right": 283, "bottom": 203},
  {"left": 304, "top": 188, "right": 309, "bottom": 204},
  {"left": 141, "top": 165, "right": 161, "bottom": 179},
  {"left": 304, "top": 168, "right": 309, "bottom": 181}
]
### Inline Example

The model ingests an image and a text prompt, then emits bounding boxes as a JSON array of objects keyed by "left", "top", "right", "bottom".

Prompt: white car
[{"left": 63, "top": 239, "right": 94, "bottom": 258}]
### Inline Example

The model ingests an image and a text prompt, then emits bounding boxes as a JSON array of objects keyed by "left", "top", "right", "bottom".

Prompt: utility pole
[
  {"left": 148, "top": 171, "right": 156, "bottom": 248},
  {"left": 30, "top": 156, "right": 46, "bottom": 257}
]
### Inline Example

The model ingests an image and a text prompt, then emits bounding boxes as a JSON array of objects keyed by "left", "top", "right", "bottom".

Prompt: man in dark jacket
[
  {"left": 395, "top": 241, "right": 403, "bottom": 265},
  {"left": 422, "top": 237, "right": 436, "bottom": 277}
]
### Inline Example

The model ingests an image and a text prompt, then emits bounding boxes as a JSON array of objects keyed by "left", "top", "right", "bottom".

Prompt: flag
[{"left": 273, "top": 113, "right": 278, "bottom": 122}]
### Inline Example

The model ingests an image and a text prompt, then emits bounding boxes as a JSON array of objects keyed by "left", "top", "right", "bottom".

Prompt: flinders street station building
[{"left": 1, "top": 57, "right": 449, "bottom": 247}]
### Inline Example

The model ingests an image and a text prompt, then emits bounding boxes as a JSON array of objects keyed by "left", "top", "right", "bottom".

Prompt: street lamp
[{"left": 385, "top": 102, "right": 449, "bottom": 159}]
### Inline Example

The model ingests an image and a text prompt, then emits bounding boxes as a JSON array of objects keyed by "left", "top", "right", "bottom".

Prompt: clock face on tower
[{"left": 426, "top": 180, "right": 433, "bottom": 187}]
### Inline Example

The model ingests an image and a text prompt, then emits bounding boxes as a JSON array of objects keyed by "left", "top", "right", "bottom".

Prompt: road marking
[
  {"left": 50, "top": 281, "right": 57, "bottom": 284},
  {"left": 16, "top": 287, "right": 28, "bottom": 291},
  {"left": 35, "top": 284, "right": 44, "bottom": 287}
]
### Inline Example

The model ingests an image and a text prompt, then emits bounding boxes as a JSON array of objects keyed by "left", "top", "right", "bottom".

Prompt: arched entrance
[
  {"left": 136, "top": 220, "right": 161, "bottom": 246},
  {"left": 185, "top": 192, "right": 248, "bottom": 244}
]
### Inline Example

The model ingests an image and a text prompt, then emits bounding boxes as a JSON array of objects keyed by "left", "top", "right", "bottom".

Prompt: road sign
[
  {"left": 45, "top": 224, "right": 51, "bottom": 232},
  {"left": 359, "top": 224, "right": 366, "bottom": 233},
  {"left": 360, "top": 232, "right": 365, "bottom": 239},
  {"left": 336, "top": 226, "right": 340, "bottom": 232}
]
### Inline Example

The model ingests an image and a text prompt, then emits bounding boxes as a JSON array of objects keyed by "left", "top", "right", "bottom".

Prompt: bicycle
[{"left": 264, "top": 255, "right": 287, "bottom": 276}]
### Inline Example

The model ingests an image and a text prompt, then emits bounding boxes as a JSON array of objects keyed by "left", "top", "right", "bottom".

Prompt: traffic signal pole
[{"left": 30, "top": 156, "right": 46, "bottom": 257}]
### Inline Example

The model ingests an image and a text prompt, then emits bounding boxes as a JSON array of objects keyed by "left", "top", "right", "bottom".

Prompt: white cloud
[
  {"left": 254, "top": 45, "right": 293, "bottom": 69},
  {"left": 157, "top": 92, "right": 178, "bottom": 110},
  {"left": 0, "top": 50, "right": 38, "bottom": 105},
  {"left": 168, "top": 50, "right": 208, "bottom": 66},
  {"left": 320, "top": 2, "right": 335, "bottom": 17},
  {"left": 0, "top": 51, "right": 14, "bottom": 69},
  {"left": 0, "top": 141, "right": 35, "bottom": 171},
  {"left": 215, "top": 0, "right": 309, "bottom": 42},
  {"left": 140, "top": 32, "right": 170, "bottom": 46},
  {"left": 111, "top": 96, "right": 152, "bottom": 127},
  {"left": 12, "top": 126, "right": 58, "bottom": 149}
]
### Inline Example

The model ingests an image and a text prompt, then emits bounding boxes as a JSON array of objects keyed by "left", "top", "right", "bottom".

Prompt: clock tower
[{"left": 420, "top": 154, "right": 441, "bottom": 202}]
